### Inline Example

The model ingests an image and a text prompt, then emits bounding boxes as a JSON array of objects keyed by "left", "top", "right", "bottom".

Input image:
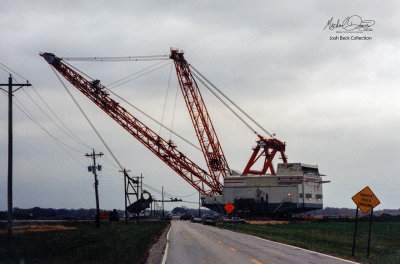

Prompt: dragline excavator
[{"left": 41, "top": 48, "right": 329, "bottom": 217}]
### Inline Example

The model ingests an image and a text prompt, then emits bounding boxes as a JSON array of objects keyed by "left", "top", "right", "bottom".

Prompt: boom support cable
[
  {"left": 190, "top": 65, "right": 274, "bottom": 138},
  {"left": 51, "top": 66, "right": 125, "bottom": 171},
  {"left": 62, "top": 55, "right": 169, "bottom": 62},
  {"left": 159, "top": 62, "right": 173, "bottom": 135},
  {"left": 107, "top": 60, "right": 166, "bottom": 87},
  {"left": 104, "top": 88, "right": 202, "bottom": 152},
  {"left": 170, "top": 83, "right": 179, "bottom": 140},
  {"left": 190, "top": 70, "right": 259, "bottom": 136},
  {"left": 108, "top": 61, "right": 171, "bottom": 89}
]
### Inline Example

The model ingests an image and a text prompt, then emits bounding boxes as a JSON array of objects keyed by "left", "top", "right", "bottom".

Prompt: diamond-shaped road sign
[
  {"left": 224, "top": 202, "right": 235, "bottom": 214},
  {"left": 352, "top": 186, "right": 380, "bottom": 214}
]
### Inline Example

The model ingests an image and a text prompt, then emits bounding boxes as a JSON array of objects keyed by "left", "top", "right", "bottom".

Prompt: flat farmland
[
  {"left": 218, "top": 221, "right": 400, "bottom": 264},
  {"left": 0, "top": 221, "right": 168, "bottom": 264}
]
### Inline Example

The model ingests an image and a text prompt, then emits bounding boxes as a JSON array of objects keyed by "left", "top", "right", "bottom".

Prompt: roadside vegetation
[
  {"left": 0, "top": 221, "right": 168, "bottom": 264},
  {"left": 217, "top": 221, "right": 400, "bottom": 264}
]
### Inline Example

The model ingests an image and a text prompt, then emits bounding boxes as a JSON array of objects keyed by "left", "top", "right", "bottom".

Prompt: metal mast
[{"left": 170, "top": 48, "right": 230, "bottom": 189}]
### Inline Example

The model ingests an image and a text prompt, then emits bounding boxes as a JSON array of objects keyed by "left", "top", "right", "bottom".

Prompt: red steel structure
[
  {"left": 170, "top": 48, "right": 230, "bottom": 190},
  {"left": 41, "top": 49, "right": 288, "bottom": 196},
  {"left": 41, "top": 52, "right": 220, "bottom": 195},
  {"left": 242, "top": 136, "right": 287, "bottom": 175}
]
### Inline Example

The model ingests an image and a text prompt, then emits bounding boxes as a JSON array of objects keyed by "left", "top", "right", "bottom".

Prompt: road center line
[
  {"left": 251, "top": 258, "right": 263, "bottom": 264},
  {"left": 230, "top": 247, "right": 238, "bottom": 252},
  {"left": 218, "top": 241, "right": 222, "bottom": 244}
]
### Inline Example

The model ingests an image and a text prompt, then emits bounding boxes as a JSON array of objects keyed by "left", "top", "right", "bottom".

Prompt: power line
[
  {"left": 0, "top": 64, "right": 11, "bottom": 76},
  {"left": 51, "top": 65, "right": 178, "bottom": 205},
  {"left": 13, "top": 95, "right": 86, "bottom": 155},
  {"left": 21, "top": 88, "right": 91, "bottom": 150},
  {"left": 0, "top": 62, "right": 29, "bottom": 82},
  {"left": 12, "top": 98, "right": 86, "bottom": 167},
  {"left": 159, "top": 62, "right": 174, "bottom": 135},
  {"left": 51, "top": 66, "right": 125, "bottom": 171},
  {"left": 30, "top": 85, "right": 92, "bottom": 149}
]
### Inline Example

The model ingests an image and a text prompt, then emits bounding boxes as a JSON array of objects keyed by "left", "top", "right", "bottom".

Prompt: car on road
[
  {"left": 202, "top": 216, "right": 216, "bottom": 226},
  {"left": 191, "top": 217, "right": 202, "bottom": 223},
  {"left": 180, "top": 213, "right": 193, "bottom": 220}
]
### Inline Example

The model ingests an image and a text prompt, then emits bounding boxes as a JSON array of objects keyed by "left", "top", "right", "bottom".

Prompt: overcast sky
[{"left": 1, "top": 1, "right": 399, "bottom": 212}]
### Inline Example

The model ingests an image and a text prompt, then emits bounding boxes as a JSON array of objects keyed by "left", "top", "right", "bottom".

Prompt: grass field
[
  {"left": 0, "top": 221, "right": 168, "bottom": 264},
  {"left": 218, "top": 221, "right": 400, "bottom": 264}
]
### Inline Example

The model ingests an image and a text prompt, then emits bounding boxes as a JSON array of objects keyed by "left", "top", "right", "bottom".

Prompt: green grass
[
  {"left": 0, "top": 221, "right": 168, "bottom": 264},
  {"left": 217, "top": 221, "right": 400, "bottom": 264}
]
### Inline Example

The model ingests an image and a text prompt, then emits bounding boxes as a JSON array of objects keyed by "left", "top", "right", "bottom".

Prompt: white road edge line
[
  {"left": 221, "top": 228, "right": 360, "bottom": 264},
  {"left": 161, "top": 224, "right": 172, "bottom": 264}
]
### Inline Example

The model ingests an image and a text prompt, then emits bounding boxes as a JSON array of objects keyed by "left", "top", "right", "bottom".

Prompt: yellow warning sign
[{"left": 352, "top": 186, "right": 380, "bottom": 214}]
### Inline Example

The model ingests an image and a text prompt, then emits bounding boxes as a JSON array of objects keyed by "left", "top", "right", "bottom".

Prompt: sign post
[
  {"left": 351, "top": 186, "right": 380, "bottom": 257},
  {"left": 367, "top": 208, "right": 374, "bottom": 257},
  {"left": 351, "top": 206, "right": 359, "bottom": 257}
]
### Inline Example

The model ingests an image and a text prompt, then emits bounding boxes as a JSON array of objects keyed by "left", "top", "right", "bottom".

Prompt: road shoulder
[{"left": 145, "top": 222, "right": 171, "bottom": 264}]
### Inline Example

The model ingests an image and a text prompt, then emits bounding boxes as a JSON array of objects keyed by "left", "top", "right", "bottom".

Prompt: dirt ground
[{"left": 0, "top": 225, "right": 77, "bottom": 234}]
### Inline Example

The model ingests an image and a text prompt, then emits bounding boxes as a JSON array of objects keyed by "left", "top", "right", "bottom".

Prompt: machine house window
[
  {"left": 305, "top": 193, "right": 312, "bottom": 198},
  {"left": 316, "top": 194, "right": 322, "bottom": 199}
]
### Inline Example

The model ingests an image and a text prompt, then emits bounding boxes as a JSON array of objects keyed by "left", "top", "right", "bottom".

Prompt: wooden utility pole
[
  {"left": 0, "top": 74, "right": 31, "bottom": 243},
  {"left": 85, "top": 149, "right": 103, "bottom": 228},
  {"left": 120, "top": 168, "right": 131, "bottom": 224},
  {"left": 162, "top": 186, "right": 165, "bottom": 219},
  {"left": 136, "top": 175, "right": 141, "bottom": 224},
  {"left": 198, "top": 192, "right": 201, "bottom": 217}
]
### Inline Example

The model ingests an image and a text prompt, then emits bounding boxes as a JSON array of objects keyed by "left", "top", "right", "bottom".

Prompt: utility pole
[
  {"left": 136, "top": 175, "right": 141, "bottom": 225},
  {"left": 85, "top": 149, "right": 103, "bottom": 228},
  {"left": 120, "top": 168, "right": 131, "bottom": 224},
  {"left": 162, "top": 186, "right": 165, "bottom": 219},
  {"left": 198, "top": 192, "right": 201, "bottom": 217},
  {"left": 0, "top": 74, "right": 31, "bottom": 243}
]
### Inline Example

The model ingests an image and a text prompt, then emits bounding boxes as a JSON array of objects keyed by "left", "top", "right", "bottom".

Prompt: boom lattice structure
[
  {"left": 170, "top": 49, "right": 230, "bottom": 190},
  {"left": 41, "top": 52, "right": 221, "bottom": 195}
]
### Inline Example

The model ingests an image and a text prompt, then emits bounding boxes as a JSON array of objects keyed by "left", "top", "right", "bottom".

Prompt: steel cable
[
  {"left": 107, "top": 60, "right": 166, "bottom": 87},
  {"left": 190, "top": 64, "right": 274, "bottom": 138},
  {"left": 51, "top": 66, "right": 125, "bottom": 171},
  {"left": 105, "top": 88, "right": 202, "bottom": 152},
  {"left": 12, "top": 97, "right": 87, "bottom": 166}
]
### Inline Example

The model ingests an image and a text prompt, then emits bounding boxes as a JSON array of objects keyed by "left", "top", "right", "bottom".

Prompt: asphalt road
[{"left": 165, "top": 221, "right": 358, "bottom": 264}]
